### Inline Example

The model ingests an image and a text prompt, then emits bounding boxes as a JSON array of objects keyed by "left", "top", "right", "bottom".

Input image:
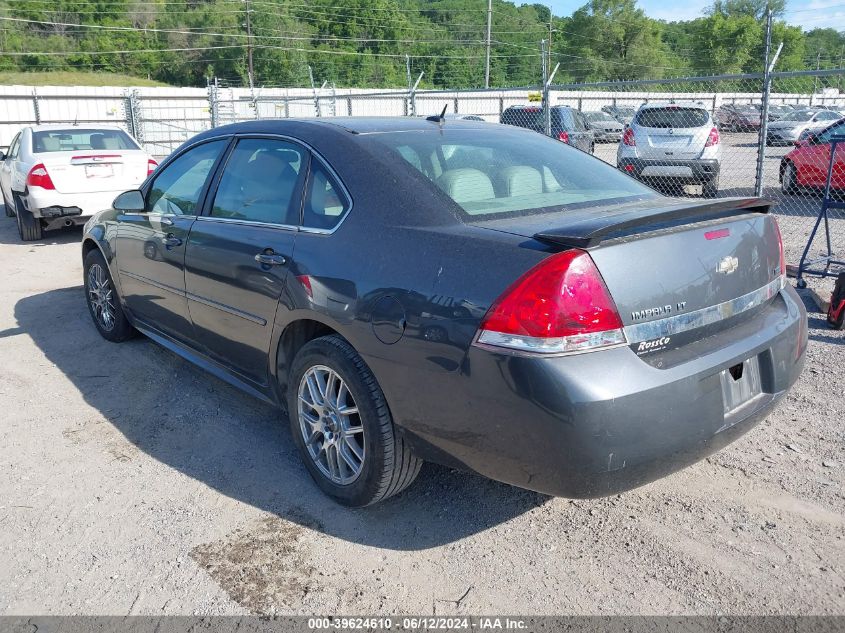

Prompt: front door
[
  {"left": 184, "top": 137, "right": 309, "bottom": 386},
  {"left": 0, "top": 132, "right": 21, "bottom": 205},
  {"left": 115, "top": 138, "right": 228, "bottom": 345}
]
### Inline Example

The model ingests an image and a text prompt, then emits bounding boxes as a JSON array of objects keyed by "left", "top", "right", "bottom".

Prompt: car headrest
[
  {"left": 90, "top": 133, "right": 106, "bottom": 149},
  {"left": 40, "top": 136, "right": 61, "bottom": 152},
  {"left": 497, "top": 166, "right": 543, "bottom": 197},
  {"left": 436, "top": 168, "right": 495, "bottom": 205}
]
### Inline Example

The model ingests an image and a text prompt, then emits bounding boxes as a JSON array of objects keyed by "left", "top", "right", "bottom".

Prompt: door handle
[
  {"left": 163, "top": 234, "right": 182, "bottom": 248},
  {"left": 159, "top": 216, "right": 174, "bottom": 226},
  {"left": 254, "top": 251, "right": 287, "bottom": 266}
]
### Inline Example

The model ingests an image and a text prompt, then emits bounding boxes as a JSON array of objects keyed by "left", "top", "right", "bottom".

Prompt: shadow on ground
[{"left": 11, "top": 285, "right": 547, "bottom": 551}]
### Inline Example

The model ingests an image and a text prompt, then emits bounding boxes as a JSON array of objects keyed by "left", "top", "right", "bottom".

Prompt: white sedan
[{"left": 0, "top": 125, "right": 157, "bottom": 241}]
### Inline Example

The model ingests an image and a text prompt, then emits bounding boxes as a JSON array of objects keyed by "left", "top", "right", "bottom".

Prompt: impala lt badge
[{"left": 718, "top": 255, "right": 739, "bottom": 275}]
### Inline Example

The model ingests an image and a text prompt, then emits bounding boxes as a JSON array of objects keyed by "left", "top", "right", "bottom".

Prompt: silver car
[
  {"left": 617, "top": 103, "right": 722, "bottom": 197},
  {"left": 584, "top": 111, "right": 624, "bottom": 142},
  {"left": 766, "top": 109, "right": 843, "bottom": 145},
  {"left": 0, "top": 125, "right": 156, "bottom": 241}
]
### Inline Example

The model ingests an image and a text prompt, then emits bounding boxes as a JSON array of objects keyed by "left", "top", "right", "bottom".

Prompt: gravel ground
[{"left": 0, "top": 213, "right": 843, "bottom": 616}]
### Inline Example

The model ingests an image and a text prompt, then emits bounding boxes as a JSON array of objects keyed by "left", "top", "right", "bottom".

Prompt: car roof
[
  {"left": 638, "top": 102, "right": 708, "bottom": 111},
  {"left": 28, "top": 124, "right": 127, "bottom": 132}
]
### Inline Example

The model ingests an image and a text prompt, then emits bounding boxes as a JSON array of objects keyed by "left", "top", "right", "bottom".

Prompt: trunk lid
[
  {"left": 38, "top": 150, "right": 149, "bottom": 194},
  {"left": 474, "top": 197, "right": 782, "bottom": 344}
]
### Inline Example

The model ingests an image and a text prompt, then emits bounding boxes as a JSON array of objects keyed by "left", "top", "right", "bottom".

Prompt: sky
[{"left": 545, "top": 0, "right": 845, "bottom": 31}]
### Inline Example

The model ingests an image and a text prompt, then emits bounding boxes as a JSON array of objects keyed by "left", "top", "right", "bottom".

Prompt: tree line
[{"left": 0, "top": 0, "right": 842, "bottom": 89}]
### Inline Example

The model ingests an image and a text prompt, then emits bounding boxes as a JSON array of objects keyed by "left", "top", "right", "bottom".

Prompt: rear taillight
[
  {"left": 147, "top": 159, "right": 158, "bottom": 176},
  {"left": 475, "top": 250, "right": 626, "bottom": 355},
  {"left": 622, "top": 127, "right": 636, "bottom": 146},
  {"left": 705, "top": 127, "right": 720, "bottom": 147},
  {"left": 26, "top": 163, "right": 55, "bottom": 190},
  {"left": 557, "top": 131, "right": 569, "bottom": 144},
  {"left": 772, "top": 217, "right": 786, "bottom": 278}
]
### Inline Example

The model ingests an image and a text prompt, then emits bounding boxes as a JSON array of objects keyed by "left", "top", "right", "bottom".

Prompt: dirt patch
[{"left": 191, "top": 516, "right": 317, "bottom": 614}]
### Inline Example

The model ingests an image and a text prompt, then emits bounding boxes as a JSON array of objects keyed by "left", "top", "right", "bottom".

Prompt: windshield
[
  {"left": 635, "top": 107, "right": 709, "bottom": 128},
  {"left": 32, "top": 128, "right": 139, "bottom": 153},
  {"left": 369, "top": 128, "right": 657, "bottom": 219},
  {"left": 781, "top": 110, "right": 815, "bottom": 122}
]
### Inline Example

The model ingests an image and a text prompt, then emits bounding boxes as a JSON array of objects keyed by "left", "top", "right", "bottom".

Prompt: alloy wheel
[
  {"left": 297, "top": 365, "right": 365, "bottom": 485},
  {"left": 783, "top": 163, "right": 796, "bottom": 193},
  {"left": 87, "top": 263, "right": 116, "bottom": 332}
]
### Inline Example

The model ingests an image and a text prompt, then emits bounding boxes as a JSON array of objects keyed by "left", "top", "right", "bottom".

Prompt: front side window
[
  {"left": 32, "top": 128, "right": 139, "bottom": 153},
  {"left": 211, "top": 138, "right": 305, "bottom": 225},
  {"left": 302, "top": 161, "right": 350, "bottom": 230},
  {"left": 147, "top": 139, "right": 227, "bottom": 216},
  {"left": 373, "top": 128, "right": 656, "bottom": 218}
]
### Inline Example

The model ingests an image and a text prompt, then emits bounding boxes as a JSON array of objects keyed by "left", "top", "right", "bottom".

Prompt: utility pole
[
  {"left": 406, "top": 54, "right": 412, "bottom": 91},
  {"left": 548, "top": 5, "right": 553, "bottom": 76},
  {"left": 485, "top": 0, "right": 492, "bottom": 88},
  {"left": 245, "top": 0, "right": 255, "bottom": 90}
]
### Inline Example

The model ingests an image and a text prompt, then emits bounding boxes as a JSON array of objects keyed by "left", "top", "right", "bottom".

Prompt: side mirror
[
  {"left": 112, "top": 190, "right": 145, "bottom": 212},
  {"left": 0, "top": 151, "right": 5, "bottom": 161}
]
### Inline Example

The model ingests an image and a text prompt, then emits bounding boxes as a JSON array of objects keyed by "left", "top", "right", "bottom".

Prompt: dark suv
[{"left": 501, "top": 105, "right": 595, "bottom": 154}]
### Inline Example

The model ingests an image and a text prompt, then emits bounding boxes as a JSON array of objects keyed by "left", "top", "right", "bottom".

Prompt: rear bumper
[
  {"left": 618, "top": 157, "right": 720, "bottom": 184},
  {"left": 23, "top": 188, "right": 133, "bottom": 220},
  {"left": 392, "top": 284, "right": 806, "bottom": 498}
]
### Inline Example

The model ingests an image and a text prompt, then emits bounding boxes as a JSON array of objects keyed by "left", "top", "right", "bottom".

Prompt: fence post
[
  {"left": 32, "top": 89, "right": 41, "bottom": 125},
  {"left": 543, "top": 64, "right": 561, "bottom": 137},
  {"left": 208, "top": 78, "right": 219, "bottom": 128},
  {"left": 755, "top": 9, "right": 780, "bottom": 197},
  {"left": 409, "top": 72, "right": 423, "bottom": 117},
  {"left": 126, "top": 90, "right": 143, "bottom": 144},
  {"left": 347, "top": 96, "right": 353, "bottom": 116}
]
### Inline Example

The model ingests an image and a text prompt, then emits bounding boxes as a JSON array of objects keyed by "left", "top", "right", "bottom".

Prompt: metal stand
[{"left": 795, "top": 135, "right": 845, "bottom": 289}]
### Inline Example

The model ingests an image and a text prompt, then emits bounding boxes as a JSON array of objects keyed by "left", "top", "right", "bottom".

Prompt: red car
[{"left": 781, "top": 118, "right": 845, "bottom": 194}]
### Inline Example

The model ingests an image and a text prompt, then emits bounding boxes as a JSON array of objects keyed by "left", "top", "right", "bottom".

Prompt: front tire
[
  {"left": 14, "top": 195, "right": 42, "bottom": 241},
  {"left": 287, "top": 334, "right": 422, "bottom": 507},
  {"left": 782, "top": 161, "right": 798, "bottom": 195},
  {"left": 83, "top": 248, "right": 135, "bottom": 342}
]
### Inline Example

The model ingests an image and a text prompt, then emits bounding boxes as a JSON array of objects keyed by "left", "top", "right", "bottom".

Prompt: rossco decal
[{"left": 636, "top": 336, "right": 671, "bottom": 354}]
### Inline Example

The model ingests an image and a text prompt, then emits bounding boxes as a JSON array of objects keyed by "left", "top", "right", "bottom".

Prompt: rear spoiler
[{"left": 533, "top": 197, "right": 772, "bottom": 249}]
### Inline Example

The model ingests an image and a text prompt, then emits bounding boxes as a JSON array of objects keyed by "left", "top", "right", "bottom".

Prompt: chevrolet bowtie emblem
[{"left": 717, "top": 255, "right": 739, "bottom": 275}]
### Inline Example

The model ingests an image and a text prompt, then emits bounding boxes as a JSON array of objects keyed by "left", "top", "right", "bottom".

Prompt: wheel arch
[{"left": 272, "top": 316, "right": 350, "bottom": 405}]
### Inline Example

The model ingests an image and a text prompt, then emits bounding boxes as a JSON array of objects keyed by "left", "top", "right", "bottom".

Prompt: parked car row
[{"left": 67, "top": 114, "right": 804, "bottom": 507}]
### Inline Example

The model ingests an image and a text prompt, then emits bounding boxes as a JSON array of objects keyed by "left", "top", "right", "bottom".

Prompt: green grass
[{"left": 0, "top": 71, "right": 170, "bottom": 87}]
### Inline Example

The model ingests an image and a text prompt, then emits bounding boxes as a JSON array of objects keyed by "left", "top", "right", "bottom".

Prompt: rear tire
[
  {"left": 83, "top": 248, "right": 135, "bottom": 342},
  {"left": 14, "top": 195, "right": 42, "bottom": 241},
  {"left": 287, "top": 334, "right": 422, "bottom": 507},
  {"left": 702, "top": 177, "right": 719, "bottom": 198}
]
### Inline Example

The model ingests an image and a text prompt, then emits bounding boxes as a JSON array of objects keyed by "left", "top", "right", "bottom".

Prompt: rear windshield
[
  {"left": 635, "top": 108, "right": 709, "bottom": 128},
  {"left": 370, "top": 128, "right": 657, "bottom": 218},
  {"left": 32, "top": 128, "right": 139, "bottom": 153}
]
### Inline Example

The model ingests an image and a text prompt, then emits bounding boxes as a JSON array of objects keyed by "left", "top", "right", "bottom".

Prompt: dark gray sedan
[{"left": 81, "top": 117, "right": 807, "bottom": 506}]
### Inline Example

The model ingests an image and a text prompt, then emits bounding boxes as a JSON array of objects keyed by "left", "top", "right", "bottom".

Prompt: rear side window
[
  {"left": 635, "top": 108, "right": 709, "bottom": 128},
  {"left": 32, "top": 128, "right": 139, "bottom": 153},
  {"left": 302, "top": 162, "right": 350, "bottom": 231},
  {"left": 211, "top": 138, "right": 305, "bottom": 225},
  {"left": 373, "top": 128, "right": 655, "bottom": 218}
]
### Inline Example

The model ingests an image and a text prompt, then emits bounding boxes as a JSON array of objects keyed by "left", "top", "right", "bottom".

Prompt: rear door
[
  {"left": 635, "top": 107, "right": 710, "bottom": 160},
  {"left": 183, "top": 136, "right": 309, "bottom": 386},
  {"left": 116, "top": 138, "right": 229, "bottom": 345},
  {"left": 0, "top": 131, "right": 21, "bottom": 203}
]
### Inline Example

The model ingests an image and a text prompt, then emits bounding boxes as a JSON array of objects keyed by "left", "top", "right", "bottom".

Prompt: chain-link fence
[{"left": 2, "top": 71, "right": 845, "bottom": 266}]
